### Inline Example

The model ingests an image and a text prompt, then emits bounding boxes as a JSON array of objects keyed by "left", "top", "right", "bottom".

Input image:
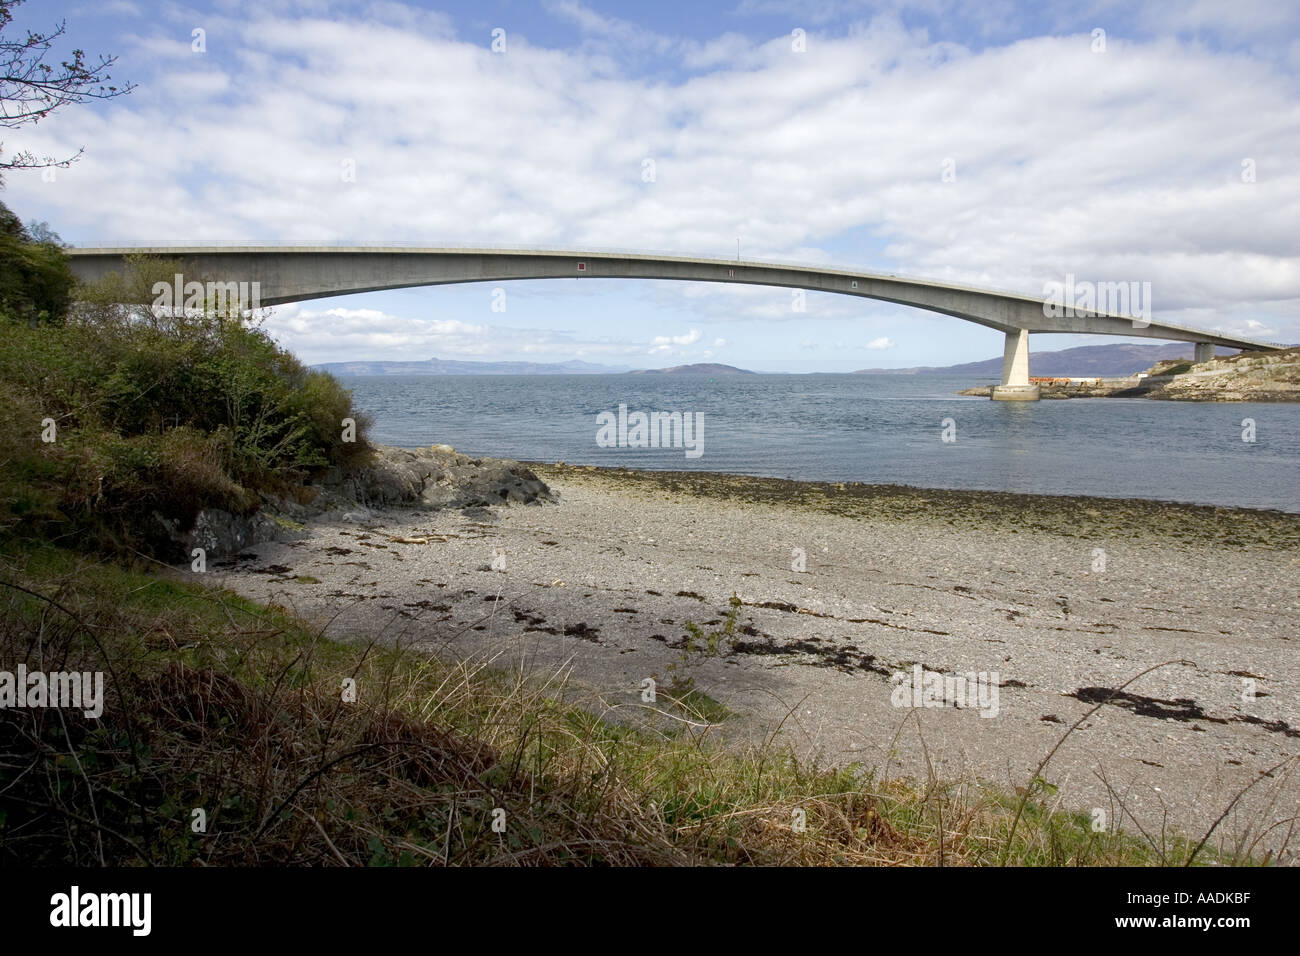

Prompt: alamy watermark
[
  {"left": 50, "top": 886, "right": 150, "bottom": 935},
  {"left": 152, "top": 274, "right": 262, "bottom": 316},
  {"left": 595, "top": 404, "right": 704, "bottom": 458},
  {"left": 891, "top": 664, "right": 1000, "bottom": 718},
  {"left": 1042, "top": 273, "right": 1151, "bottom": 327},
  {"left": 0, "top": 666, "right": 104, "bottom": 718}
]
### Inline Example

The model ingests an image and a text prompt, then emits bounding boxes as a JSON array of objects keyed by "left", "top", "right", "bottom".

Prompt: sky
[{"left": 3, "top": 0, "right": 1298, "bottom": 371}]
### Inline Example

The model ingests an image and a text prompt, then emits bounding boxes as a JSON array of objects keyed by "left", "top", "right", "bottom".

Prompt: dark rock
[
  {"left": 152, "top": 507, "right": 307, "bottom": 564},
  {"left": 321, "top": 444, "right": 556, "bottom": 511},
  {"left": 158, "top": 444, "right": 555, "bottom": 563}
]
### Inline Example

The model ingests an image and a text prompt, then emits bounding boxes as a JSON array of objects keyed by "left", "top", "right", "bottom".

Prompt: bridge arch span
[{"left": 65, "top": 246, "right": 1283, "bottom": 400}]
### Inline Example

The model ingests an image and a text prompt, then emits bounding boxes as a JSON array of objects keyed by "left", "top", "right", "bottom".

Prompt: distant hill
[
  {"left": 854, "top": 343, "right": 1244, "bottom": 378},
  {"left": 628, "top": 363, "right": 756, "bottom": 375},
  {"left": 312, "top": 357, "right": 634, "bottom": 376}
]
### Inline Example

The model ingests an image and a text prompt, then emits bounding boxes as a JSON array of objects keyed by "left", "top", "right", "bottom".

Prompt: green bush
[
  {"left": 0, "top": 233, "right": 372, "bottom": 556},
  {"left": 0, "top": 205, "right": 73, "bottom": 325}
]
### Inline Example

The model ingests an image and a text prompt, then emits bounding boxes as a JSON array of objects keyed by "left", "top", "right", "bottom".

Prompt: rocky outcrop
[
  {"left": 162, "top": 444, "right": 555, "bottom": 561},
  {"left": 324, "top": 444, "right": 556, "bottom": 511},
  {"left": 150, "top": 507, "right": 306, "bottom": 564},
  {"left": 959, "top": 380, "right": 1149, "bottom": 399},
  {"left": 959, "top": 346, "right": 1300, "bottom": 402},
  {"left": 1143, "top": 347, "right": 1300, "bottom": 402}
]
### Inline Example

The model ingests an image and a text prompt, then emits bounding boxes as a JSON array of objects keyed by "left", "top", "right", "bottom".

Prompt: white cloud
[
  {"left": 5, "top": 3, "right": 1298, "bottom": 347},
  {"left": 260, "top": 304, "right": 653, "bottom": 365},
  {"left": 85, "top": 0, "right": 141, "bottom": 16},
  {"left": 650, "top": 328, "right": 703, "bottom": 348},
  {"left": 865, "top": 337, "right": 895, "bottom": 349},
  {"left": 545, "top": 0, "right": 678, "bottom": 57}
]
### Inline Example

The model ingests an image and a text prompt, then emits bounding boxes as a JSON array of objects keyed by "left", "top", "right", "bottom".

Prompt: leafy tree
[
  {"left": 0, "top": 0, "right": 135, "bottom": 179},
  {"left": 0, "top": 197, "right": 72, "bottom": 323},
  {"left": 0, "top": 191, "right": 23, "bottom": 235},
  {"left": 25, "top": 218, "right": 61, "bottom": 244}
]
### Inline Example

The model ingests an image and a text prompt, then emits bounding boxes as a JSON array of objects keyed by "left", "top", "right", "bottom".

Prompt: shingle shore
[{"left": 216, "top": 462, "right": 1300, "bottom": 859}]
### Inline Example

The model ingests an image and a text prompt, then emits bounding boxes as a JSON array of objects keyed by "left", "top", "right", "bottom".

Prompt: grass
[{"left": 0, "top": 544, "right": 1281, "bottom": 866}]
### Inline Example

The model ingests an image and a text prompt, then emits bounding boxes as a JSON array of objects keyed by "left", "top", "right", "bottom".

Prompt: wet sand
[{"left": 215, "top": 464, "right": 1300, "bottom": 860}]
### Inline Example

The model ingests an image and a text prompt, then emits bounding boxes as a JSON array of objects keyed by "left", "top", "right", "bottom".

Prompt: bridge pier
[
  {"left": 1193, "top": 342, "right": 1215, "bottom": 364},
  {"left": 991, "top": 328, "right": 1040, "bottom": 401}
]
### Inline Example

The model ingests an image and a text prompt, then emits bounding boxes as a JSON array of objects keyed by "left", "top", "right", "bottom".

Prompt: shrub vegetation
[{"left": 0, "top": 208, "right": 371, "bottom": 556}]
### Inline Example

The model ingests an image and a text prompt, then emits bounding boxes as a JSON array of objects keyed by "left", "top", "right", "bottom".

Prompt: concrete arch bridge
[{"left": 64, "top": 245, "right": 1283, "bottom": 400}]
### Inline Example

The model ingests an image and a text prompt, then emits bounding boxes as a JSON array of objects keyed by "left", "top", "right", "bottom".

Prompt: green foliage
[
  {"left": 659, "top": 594, "right": 742, "bottom": 721},
  {"left": 0, "top": 243, "right": 372, "bottom": 556},
  {"left": 682, "top": 593, "right": 743, "bottom": 656},
  {"left": 0, "top": 201, "right": 73, "bottom": 324}
]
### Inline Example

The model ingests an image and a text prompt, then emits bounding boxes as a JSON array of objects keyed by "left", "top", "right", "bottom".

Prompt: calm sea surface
[{"left": 344, "top": 374, "right": 1300, "bottom": 513}]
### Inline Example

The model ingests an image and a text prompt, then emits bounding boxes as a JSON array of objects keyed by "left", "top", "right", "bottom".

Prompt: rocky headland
[{"left": 960, "top": 345, "right": 1300, "bottom": 401}]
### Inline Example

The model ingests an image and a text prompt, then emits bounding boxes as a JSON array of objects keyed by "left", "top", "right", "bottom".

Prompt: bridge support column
[
  {"left": 1193, "top": 342, "right": 1214, "bottom": 364},
  {"left": 991, "top": 328, "right": 1040, "bottom": 401}
]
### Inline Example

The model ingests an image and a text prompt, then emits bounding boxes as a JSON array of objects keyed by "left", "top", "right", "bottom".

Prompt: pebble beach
[{"left": 215, "top": 461, "right": 1300, "bottom": 858}]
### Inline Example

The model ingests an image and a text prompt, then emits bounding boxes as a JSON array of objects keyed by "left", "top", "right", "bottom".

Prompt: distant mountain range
[
  {"left": 853, "top": 343, "right": 1247, "bottom": 378},
  {"left": 628, "top": 363, "right": 755, "bottom": 375},
  {"left": 312, "top": 358, "right": 755, "bottom": 376},
  {"left": 311, "top": 344, "right": 1271, "bottom": 379},
  {"left": 311, "top": 357, "right": 635, "bottom": 376}
]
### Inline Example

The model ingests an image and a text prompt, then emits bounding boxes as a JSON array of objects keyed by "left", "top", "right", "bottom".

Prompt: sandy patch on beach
[{"left": 214, "top": 465, "right": 1300, "bottom": 859}]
